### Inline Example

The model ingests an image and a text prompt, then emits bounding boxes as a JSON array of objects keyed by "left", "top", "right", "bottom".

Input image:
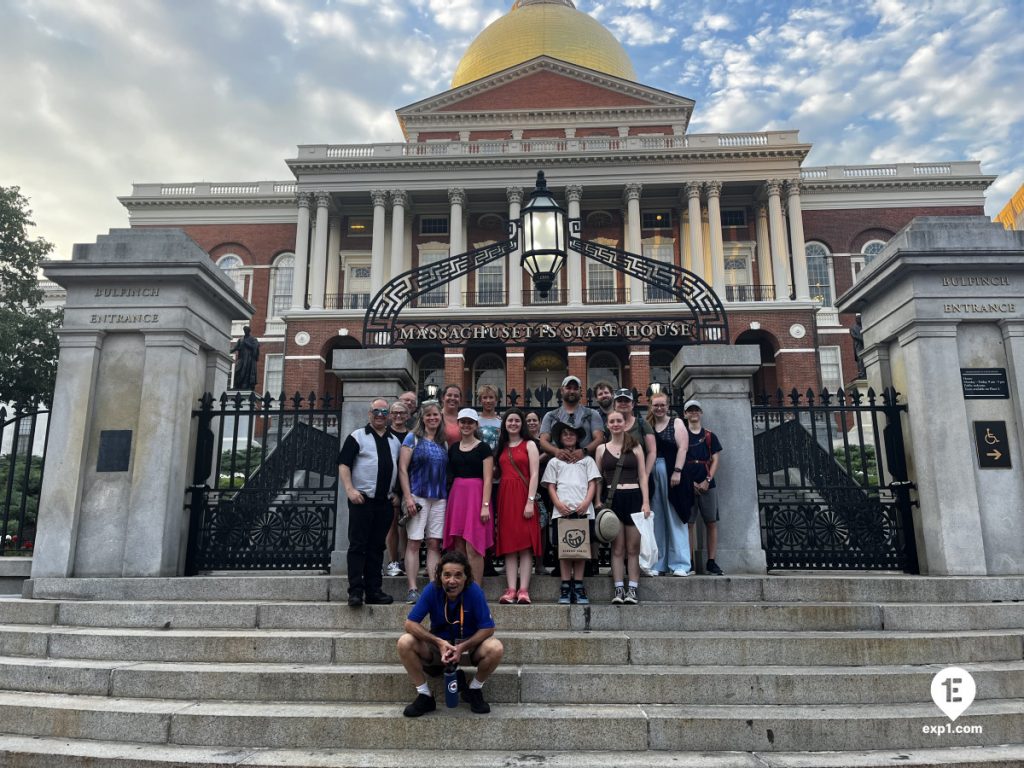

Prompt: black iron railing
[
  {"left": 1, "top": 403, "right": 50, "bottom": 555},
  {"left": 726, "top": 284, "right": 777, "bottom": 302},
  {"left": 324, "top": 293, "right": 371, "bottom": 310}
]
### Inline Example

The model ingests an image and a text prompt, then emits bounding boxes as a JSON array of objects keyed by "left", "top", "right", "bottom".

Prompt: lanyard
[{"left": 444, "top": 596, "right": 464, "bottom": 641}]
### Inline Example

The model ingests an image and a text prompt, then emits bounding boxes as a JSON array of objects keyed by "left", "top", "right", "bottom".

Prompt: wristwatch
[{"left": 673, "top": 467, "right": 682, "bottom": 473}]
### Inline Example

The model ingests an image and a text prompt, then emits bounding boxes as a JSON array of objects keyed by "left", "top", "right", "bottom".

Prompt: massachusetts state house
[{"left": 118, "top": 0, "right": 993, "bottom": 404}]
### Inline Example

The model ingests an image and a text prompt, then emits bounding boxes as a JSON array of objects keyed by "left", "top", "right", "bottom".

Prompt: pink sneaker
[
  {"left": 499, "top": 588, "right": 516, "bottom": 604},
  {"left": 516, "top": 589, "right": 532, "bottom": 605}
]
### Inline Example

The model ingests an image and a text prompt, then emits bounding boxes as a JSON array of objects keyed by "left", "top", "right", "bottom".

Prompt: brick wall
[
  {"left": 437, "top": 71, "right": 652, "bottom": 111},
  {"left": 802, "top": 205, "right": 983, "bottom": 253}
]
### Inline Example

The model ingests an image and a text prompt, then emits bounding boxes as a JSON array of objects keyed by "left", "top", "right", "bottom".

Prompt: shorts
[
  {"left": 406, "top": 496, "right": 446, "bottom": 540},
  {"left": 421, "top": 639, "right": 485, "bottom": 676},
  {"left": 688, "top": 485, "right": 720, "bottom": 524},
  {"left": 610, "top": 487, "right": 643, "bottom": 528}
]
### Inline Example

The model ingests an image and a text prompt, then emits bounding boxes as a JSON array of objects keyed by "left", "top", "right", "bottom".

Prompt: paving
[{"left": 0, "top": 573, "right": 1021, "bottom": 766}]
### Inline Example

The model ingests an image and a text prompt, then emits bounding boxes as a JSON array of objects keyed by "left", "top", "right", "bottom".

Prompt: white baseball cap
[
  {"left": 456, "top": 407, "right": 479, "bottom": 422},
  {"left": 683, "top": 399, "right": 703, "bottom": 412},
  {"left": 561, "top": 375, "right": 582, "bottom": 387}
]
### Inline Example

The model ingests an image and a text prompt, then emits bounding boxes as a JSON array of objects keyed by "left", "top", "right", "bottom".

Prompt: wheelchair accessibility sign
[{"left": 973, "top": 421, "right": 1011, "bottom": 469}]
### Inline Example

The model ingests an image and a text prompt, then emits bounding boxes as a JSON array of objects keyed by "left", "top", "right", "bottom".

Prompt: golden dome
[{"left": 451, "top": 0, "right": 636, "bottom": 89}]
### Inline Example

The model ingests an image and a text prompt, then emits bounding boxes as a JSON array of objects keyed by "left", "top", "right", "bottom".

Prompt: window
[
  {"left": 420, "top": 216, "right": 449, "bottom": 236},
  {"left": 216, "top": 254, "right": 247, "bottom": 297},
  {"left": 586, "top": 261, "right": 616, "bottom": 303},
  {"left": 862, "top": 239, "right": 887, "bottom": 264},
  {"left": 475, "top": 257, "right": 504, "bottom": 305},
  {"left": 721, "top": 209, "right": 747, "bottom": 227},
  {"left": 642, "top": 211, "right": 671, "bottom": 229},
  {"left": 417, "top": 246, "right": 449, "bottom": 307},
  {"left": 642, "top": 239, "right": 675, "bottom": 302},
  {"left": 417, "top": 353, "right": 444, "bottom": 396},
  {"left": 586, "top": 210, "right": 613, "bottom": 228},
  {"left": 805, "top": 242, "right": 833, "bottom": 305},
  {"left": 263, "top": 354, "right": 283, "bottom": 397},
  {"left": 587, "top": 352, "right": 621, "bottom": 390},
  {"left": 819, "top": 346, "right": 843, "bottom": 392},
  {"left": 473, "top": 353, "right": 505, "bottom": 402},
  {"left": 347, "top": 217, "right": 371, "bottom": 236},
  {"left": 344, "top": 261, "right": 372, "bottom": 309},
  {"left": 269, "top": 253, "right": 295, "bottom": 317},
  {"left": 650, "top": 349, "right": 675, "bottom": 391}
]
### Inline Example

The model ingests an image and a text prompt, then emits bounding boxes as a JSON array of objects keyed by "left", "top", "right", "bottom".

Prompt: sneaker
[
  {"left": 574, "top": 583, "right": 589, "bottom": 605},
  {"left": 406, "top": 588, "right": 420, "bottom": 604},
  {"left": 611, "top": 586, "right": 626, "bottom": 605},
  {"left": 624, "top": 586, "right": 639, "bottom": 605},
  {"left": 558, "top": 583, "right": 571, "bottom": 605},
  {"left": 671, "top": 569, "right": 692, "bottom": 577},
  {"left": 706, "top": 559, "right": 724, "bottom": 576},
  {"left": 386, "top": 561, "right": 404, "bottom": 577},
  {"left": 499, "top": 588, "right": 517, "bottom": 604},
  {"left": 403, "top": 693, "right": 436, "bottom": 718},
  {"left": 516, "top": 589, "right": 531, "bottom": 605},
  {"left": 642, "top": 568, "right": 659, "bottom": 577},
  {"left": 347, "top": 592, "right": 363, "bottom": 608},
  {"left": 365, "top": 591, "right": 394, "bottom": 605},
  {"left": 462, "top": 687, "right": 491, "bottom": 714}
]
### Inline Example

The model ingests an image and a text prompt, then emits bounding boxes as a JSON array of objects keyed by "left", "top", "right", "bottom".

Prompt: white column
[
  {"left": 389, "top": 190, "right": 408, "bottom": 282},
  {"left": 624, "top": 183, "right": 643, "bottom": 305},
  {"left": 448, "top": 187, "right": 465, "bottom": 310},
  {"left": 706, "top": 180, "right": 726, "bottom": 296},
  {"left": 326, "top": 213, "right": 341, "bottom": 308},
  {"left": 507, "top": 186, "right": 523, "bottom": 308},
  {"left": 308, "top": 191, "right": 330, "bottom": 310},
  {"left": 686, "top": 181, "right": 705, "bottom": 281},
  {"left": 766, "top": 179, "right": 790, "bottom": 301},
  {"left": 369, "top": 190, "right": 387, "bottom": 295},
  {"left": 755, "top": 203, "right": 772, "bottom": 300},
  {"left": 786, "top": 180, "right": 811, "bottom": 301},
  {"left": 566, "top": 184, "right": 583, "bottom": 305},
  {"left": 291, "top": 192, "right": 311, "bottom": 310}
]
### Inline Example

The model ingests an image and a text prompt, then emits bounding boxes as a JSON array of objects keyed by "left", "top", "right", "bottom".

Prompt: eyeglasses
[{"left": 371, "top": 408, "right": 390, "bottom": 416}]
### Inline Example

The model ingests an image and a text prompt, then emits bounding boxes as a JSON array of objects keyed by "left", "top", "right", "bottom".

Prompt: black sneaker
[
  {"left": 706, "top": 559, "right": 724, "bottom": 576},
  {"left": 574, "top": 582, "right": 589, "bottom": 605},
  {"left": 463, "top": 687, "right": 490, "bottom": 714},
  {"left": 611, "top": 586, "right": 626, "bottom": 605},
  {"left": 624, "top": 586, "right": 639, "bottom": 605},
  {"left": 403, "top": 693, "right": 436, "bottom": 717},
  {"left": 347, "top": 592, "right": 364, "bottom": 607},
  {"left": 558, "top": 582, "right": 571, "bottom": 605},
  {"left": 365, "top": 591, "right": 394, "bottom": 605},
  {"left": 455, "top": 668, "right": 469, "bottom": 694}
]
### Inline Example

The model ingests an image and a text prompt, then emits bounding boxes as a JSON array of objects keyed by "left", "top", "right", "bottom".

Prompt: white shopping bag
[{"left": 631, "top": 511, "right": 659, "bottom": 572}]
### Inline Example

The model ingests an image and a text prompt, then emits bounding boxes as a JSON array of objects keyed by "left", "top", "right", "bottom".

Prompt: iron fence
[{"left": 1, "top": 403, "right": 50, "bottom": 555}]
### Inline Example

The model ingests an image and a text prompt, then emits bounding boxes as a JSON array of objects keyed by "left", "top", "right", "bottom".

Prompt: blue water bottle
[{"left": 444, "top": 662, "right": 459, "bottom": 708}]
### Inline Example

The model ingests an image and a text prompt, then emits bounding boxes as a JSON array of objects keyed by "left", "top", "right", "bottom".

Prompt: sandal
[
  {"left": 498, "top": 588, "right": 517, "bottom": 604},
  {"left": 516, "top": 589, "right": 531, "bottom": 605}
]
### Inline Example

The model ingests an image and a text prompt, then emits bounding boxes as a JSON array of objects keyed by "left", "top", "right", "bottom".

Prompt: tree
[{"left": 0, "top": 186, "right": 62, "bottom": 404}]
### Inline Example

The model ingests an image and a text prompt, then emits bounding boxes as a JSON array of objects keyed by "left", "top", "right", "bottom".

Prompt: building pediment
[{"left": 397, "top": 57, "right": 694, "bottom": 137}]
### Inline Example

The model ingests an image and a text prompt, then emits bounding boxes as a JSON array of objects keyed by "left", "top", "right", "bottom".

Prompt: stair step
[
  {"left": 3, "top": 656, "right": 1024, "bottom": 705},
  {"left": 2, "top": 737, "right": 1023, "bottom": 768},
  {"left": 0, "top": 692, "right": 1018, "bottom": 751}
]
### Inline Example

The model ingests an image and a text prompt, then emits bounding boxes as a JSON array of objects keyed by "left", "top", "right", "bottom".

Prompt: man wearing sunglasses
[{"left": 339, "top": 398, "right": 402, "bottom": 606}]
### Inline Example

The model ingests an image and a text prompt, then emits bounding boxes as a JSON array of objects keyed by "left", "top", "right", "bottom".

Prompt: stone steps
[
  {"left": 3, "top": 655, "right": 1024, "bottom": 705},
  {"left": 2, "top": 737, "right": 1024, "bottom": 768}
]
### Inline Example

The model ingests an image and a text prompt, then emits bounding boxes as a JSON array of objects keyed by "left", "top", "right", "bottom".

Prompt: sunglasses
[{"left": 371, "top": 408, "right": 390, "bottom": 416}]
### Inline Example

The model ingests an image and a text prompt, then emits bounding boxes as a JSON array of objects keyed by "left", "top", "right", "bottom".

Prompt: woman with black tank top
[
  {"left": 595, "top": 410, "right": 651, "bottom": 605},
  {"left": 646, "top": 393, "right": 692, "bottom": 576}
]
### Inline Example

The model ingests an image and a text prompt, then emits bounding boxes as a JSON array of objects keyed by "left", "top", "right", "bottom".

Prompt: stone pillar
[
  {"left": 837, "top": 216, "right": 1024, "bottom": 575},
  {"left": 706, "top": 181, "right": 726, "bottom": 296},
  {"left": 507, "top": 186, "right": 524, "bottom": 308},
  {"left": 32, "top": 229, "right": 252, "bottom": 580},
  {"left": 566, "top": 185, "right": 584, "bottom": 305},
  {"left": 671, "top": 345, "right": 766, "bottom": 573},
  {"left": 786, "top": 180, "right": 811, "bottom": 301},
  {"left": 567, "top": 346, "right": 588, "bottom": 387},
  {"left": 686, "top": 182, "right": 705, "bottom": 281},
  {"left": 624, "top": 183, "right": 644, "bottom": 305},
  {"left": 370, "top": 190, "right": 388, "bottom": 295},
  {"left": 329, "top": 349, "right": 416, "bottom": 575},
  {"left": 308, "top": 192, "right": 330, "bottom": 310},
  {"left": 448, "top": 188, "right": 466, "bottom": 310},
  {"left": 766, "top": 180, "right": 790, "bottom": 301},
  {"left": 445, "top": 348, "right": 466, "bottom": 392},
  {"left": 506, "top": 347, "right": 526, "bottom": 406},
  {"left": 389, "top": 190, "right": 408, "bottom": 283},
  {"left": 291, "top": 192, "right": 312, "bottom": 310},
  {"left": 326, "top": 214, "right": 341, "bottom": 307},
  {"left": 755, "top": 204, "right": 772, "bottom": 300}
]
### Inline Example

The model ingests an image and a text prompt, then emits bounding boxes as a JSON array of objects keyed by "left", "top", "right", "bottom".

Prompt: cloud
[{"left": 607, "top": 13, "right": 675, "bottom": 45}]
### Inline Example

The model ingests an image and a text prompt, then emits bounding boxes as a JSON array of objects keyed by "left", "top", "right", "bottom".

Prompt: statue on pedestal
[
  {"left": 231, "top": 325, "right": 260, "bottom": 391},
  {"left": 850, "top": 315, "right": 866, "bottom": 379}
]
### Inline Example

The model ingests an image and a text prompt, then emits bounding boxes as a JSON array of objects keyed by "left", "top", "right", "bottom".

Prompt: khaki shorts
[{"left": 406, "top": 496, "right": 446, "bottom": 541}]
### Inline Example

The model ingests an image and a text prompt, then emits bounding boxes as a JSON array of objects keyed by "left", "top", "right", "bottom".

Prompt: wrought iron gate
[
  {"left": 752, "top": 387, "right": 918, "bottom": 572},
  {"left": 185, "top": 392, "right": 342, "bottom": 573}
]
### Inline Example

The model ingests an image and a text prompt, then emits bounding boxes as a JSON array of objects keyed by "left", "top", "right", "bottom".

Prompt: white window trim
[
  {"left": 216, "top": 254, "right": 253, "bottom": 302},
  {"left": 819, "top": 346, "right": 843, "bottom": 392},
  {"left": 805, "top": 241, "right": 836, "bottom": 307},
  {"left": 263, "top": 353, "right": 284, "bottom": 397},
  {"left": 267, "top": 253, "right": 295, "bottom": 328}
]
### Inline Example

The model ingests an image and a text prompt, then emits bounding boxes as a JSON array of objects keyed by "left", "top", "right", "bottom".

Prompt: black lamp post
[{"left": 520, "top": 171, "right": 568, "bottom": 298}]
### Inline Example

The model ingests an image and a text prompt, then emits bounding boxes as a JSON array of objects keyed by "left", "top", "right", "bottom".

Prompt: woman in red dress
[{"left": 494, "top": 408, "right": 542, "bottom": 604}]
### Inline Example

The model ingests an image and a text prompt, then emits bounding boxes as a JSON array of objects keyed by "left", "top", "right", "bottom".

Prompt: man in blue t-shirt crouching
[{"left": 397, "top": 549, "right": 504, "bottom": 716}]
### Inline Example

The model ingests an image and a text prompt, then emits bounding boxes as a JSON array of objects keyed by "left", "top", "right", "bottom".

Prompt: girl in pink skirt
[{"left": 442, "top": 408, "right": 494, "bottom": 579}]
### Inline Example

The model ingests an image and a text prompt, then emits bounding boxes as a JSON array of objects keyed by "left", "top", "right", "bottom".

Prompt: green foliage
[
  {"left": 217, "top": 445, "right": 264, "bottom": 489},
  {"left": 0, "top": 186, "right": 62, "bottom": 404},
  {"left": 835, "top": 444, "right": 879, "bottom": 487},
  {"left": 0, "top": 453, "right": 43, "bottom": 545}
]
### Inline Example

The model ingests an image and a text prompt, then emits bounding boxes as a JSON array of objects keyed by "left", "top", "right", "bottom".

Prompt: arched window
[
  {"left": 473, "top": 353, "right": 505, "bottom": 404},
  {"left": 649, "top": 349, "right": 675, "bottom": 390},
  {"left": 269, "top": 253, "right": 295, "bottom": 318},
  {"left": 417, "top": 353, "right": 444, "bottom": 399},
  {"left": 805, "top": 241, "right": 833, "bottom": 305},
  {"left": 862, "top": 240, "right": 887, "bottom": 264},
  {"left": 216, "top": 254, "right": 246, "bottom": 297},
  {"left": 587, "top": 351, "right": 621, "bottom": 390}
]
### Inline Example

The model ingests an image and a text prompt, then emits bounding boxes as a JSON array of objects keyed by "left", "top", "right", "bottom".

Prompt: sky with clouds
[{"left": 2, "top": 0, "right": 1022, "bottom": 258}]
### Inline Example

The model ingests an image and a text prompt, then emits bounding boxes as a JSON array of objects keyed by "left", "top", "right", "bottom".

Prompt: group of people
[{"left": 339, "top": 379, "right": 724, "bottom": 715}]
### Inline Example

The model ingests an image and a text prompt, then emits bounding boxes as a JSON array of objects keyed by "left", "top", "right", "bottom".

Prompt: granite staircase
[{"left": 0, "top": 573, "right": 1022, "bottom": 767}]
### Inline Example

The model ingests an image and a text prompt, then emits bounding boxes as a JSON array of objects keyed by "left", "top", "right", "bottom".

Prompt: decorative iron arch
[{"left": 362, "top": 217, "right": 728, "bottom": 347}]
